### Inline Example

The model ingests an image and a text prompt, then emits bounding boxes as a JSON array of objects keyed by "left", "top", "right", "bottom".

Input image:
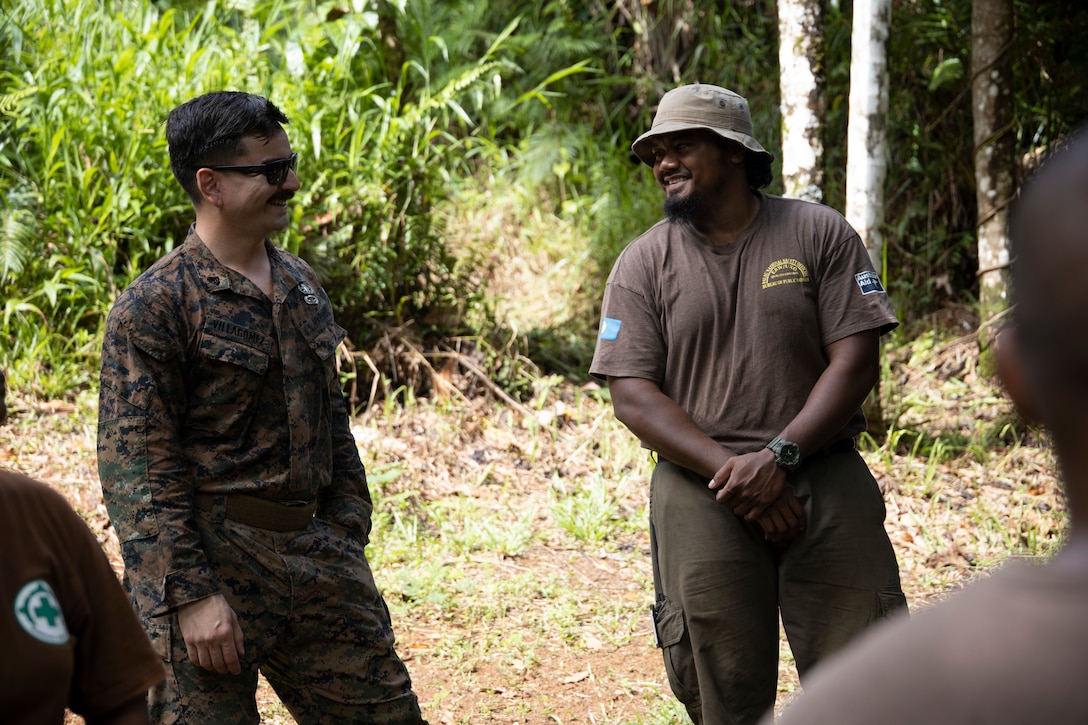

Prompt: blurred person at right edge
[{"left": 764, "top": 128, "right": 1088, "bottom": 724}]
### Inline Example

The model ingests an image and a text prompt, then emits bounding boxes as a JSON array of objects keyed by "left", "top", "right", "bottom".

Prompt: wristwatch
[{"left": 766, "top": 437, "right": 801, "bottom": 472}]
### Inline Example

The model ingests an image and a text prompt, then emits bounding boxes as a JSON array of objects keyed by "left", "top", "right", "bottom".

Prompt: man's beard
[{"left": 663, "top": 190, "right": 705, "bottom": 224}]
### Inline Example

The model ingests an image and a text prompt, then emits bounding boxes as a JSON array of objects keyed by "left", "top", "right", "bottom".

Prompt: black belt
[
  {"left": 194, "top": 493, "right": 316, "bottom": 532},
  {"left": 808, "top": 438, "right": 856, "bottom": 461}
]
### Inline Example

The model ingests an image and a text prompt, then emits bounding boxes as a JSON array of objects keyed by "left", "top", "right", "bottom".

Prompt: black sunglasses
[{"left": 200, "top": 152, "right": 299, "bottom": 186}]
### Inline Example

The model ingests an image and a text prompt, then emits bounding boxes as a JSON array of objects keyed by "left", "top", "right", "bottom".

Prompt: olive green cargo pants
[{"left": 649, "top": 449, "right": 906, "bottom": 725}]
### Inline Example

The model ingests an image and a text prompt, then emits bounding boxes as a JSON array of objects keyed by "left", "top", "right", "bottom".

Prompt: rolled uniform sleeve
[{"left": 98, "top": 295, "right": 219, "bottom": 617}]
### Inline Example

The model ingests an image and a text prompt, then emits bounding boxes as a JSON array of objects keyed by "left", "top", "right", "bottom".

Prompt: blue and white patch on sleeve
[
  {"left": 854, "top": 271, "right": 886, "bottom": 295},
  {"left": 599, "top": 317, "right": 622, "bottom": 341}
]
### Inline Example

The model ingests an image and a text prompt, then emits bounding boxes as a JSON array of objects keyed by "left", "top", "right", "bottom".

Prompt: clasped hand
[{"left": 708, "top": 448, "right": 805, "bottom": 542}]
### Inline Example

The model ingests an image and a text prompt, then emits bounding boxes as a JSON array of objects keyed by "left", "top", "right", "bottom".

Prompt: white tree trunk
[
  {"left": 972, "top": 0, "right": 1014, "bottom": 339},
  {"left": 845, "top": 0, "right": 891, "bottom": 275},
  {"left": 778, "top": 0, "right": 824, "bottom": 202}
]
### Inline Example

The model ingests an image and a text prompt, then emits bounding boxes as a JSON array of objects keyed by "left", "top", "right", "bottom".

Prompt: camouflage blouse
[{"left": 97, "top": 229, "right": 372, "bottom": 618}]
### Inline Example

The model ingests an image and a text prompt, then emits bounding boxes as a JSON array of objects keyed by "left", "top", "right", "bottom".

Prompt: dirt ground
[{"left": 3, "top": 333, "right": 1065, "bottom": 724}]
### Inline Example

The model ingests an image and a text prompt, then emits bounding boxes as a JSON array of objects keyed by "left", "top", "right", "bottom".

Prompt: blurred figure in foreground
[
  {"left": 766, "top": 128, "right": 1088, "bottom": 724},
  {"left": 1, "top": 469, "right": 163, "bottom": 724}
]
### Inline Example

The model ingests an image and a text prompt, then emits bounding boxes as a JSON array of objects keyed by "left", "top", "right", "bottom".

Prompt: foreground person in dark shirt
[
  {"left": 767, "top": 128, "right": 1088, "bottom": 724},
  {"left": 1, "top": 469, "right": 163, "bottom": 724}
]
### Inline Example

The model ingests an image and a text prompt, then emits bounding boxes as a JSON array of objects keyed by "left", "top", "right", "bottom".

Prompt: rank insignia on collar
[{"left": 296, "top": 282, "right": 320, "bottom": 304}]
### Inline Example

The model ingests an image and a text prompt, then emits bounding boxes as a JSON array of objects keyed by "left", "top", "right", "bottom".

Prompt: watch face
[{"left": 770, "top": 438, "right": 801, "bottom": 471}]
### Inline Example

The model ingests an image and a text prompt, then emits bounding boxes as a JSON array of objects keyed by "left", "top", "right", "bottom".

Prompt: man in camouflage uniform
[{"left": 97, "top": 91, "right": 425, "bottom": 724}]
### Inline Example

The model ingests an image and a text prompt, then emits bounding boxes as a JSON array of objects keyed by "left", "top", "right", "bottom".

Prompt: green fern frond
[
  {"left": 0, "top": 207, "right": 34, "bottom": 282},
  {"left": 0, "top": 87, "right": 38, "bottom": 116},
  {"left": 400, "top": 60, "right": 503, "bottom": 126}
]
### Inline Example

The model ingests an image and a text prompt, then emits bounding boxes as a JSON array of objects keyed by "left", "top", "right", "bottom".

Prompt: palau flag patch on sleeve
[
  {"left": 599, "top": 317, "right": 622, "bottom": 341},
  {"left": 854, "top": 271, "right": 885, "bottom": 295}
]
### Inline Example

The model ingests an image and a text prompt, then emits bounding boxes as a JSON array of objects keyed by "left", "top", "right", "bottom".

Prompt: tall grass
[{"left": 0, "top": 0, "right": 525, "bottom": 396}]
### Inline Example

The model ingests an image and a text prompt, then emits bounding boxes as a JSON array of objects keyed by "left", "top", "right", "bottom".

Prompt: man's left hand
[{"left": 753, "top": 489, "right": 805, "bottom": 542}]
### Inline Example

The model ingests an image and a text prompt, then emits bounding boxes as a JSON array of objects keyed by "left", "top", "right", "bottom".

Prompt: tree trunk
[
  {"left": 845, "top": 0, "right": 892, "bottom": 442},
  {"left": 616, "top": 0, "right": 697, "bottom": 83},
  {"left": 777, "top": 0, "right": 825, "bottom": 202},
  {"left": 845, "top": 0, "right": 891, "bottom": 275},
  {"left": 971, "top": 0, "right": 1015, "bottom": 357},
  {"left": 376, "top": 0, "right": 405, "bottom": 86}
]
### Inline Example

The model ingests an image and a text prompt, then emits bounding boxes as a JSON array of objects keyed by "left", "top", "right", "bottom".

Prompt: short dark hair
[
  {"left": 715, "top": 136, "right": 773, "bottom": 190},
  {"left": 165, "top": 91, "right": 290, "bottom": 204},
  {"left": 744, "top": 150, "right": 773, "bottom": 190}
]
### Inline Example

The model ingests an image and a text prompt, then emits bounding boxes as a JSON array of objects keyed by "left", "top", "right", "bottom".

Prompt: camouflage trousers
[
  {"left": 649, "top": 450, "right": 907, "bottom": 725},
  {"left": 146, "top": 506, "right": 425, "bottom": 724}
]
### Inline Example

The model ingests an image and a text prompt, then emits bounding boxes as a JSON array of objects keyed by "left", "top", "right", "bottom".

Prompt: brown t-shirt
[
  {"left": 767, "top": 554, "right": 1088, "bottom": 724},
  {"left": 590, "top": 193, "right": 898, "bottom": 453},
  {"left": 0, "top": 470, "right": 163, "bottom": 723}
]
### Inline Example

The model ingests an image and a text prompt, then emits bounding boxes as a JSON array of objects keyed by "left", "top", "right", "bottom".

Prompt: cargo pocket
[
  {"left": 652, "top": 597, "right": 699, "bottom": 705},
  {"left": 652, "top": 596, "right": 685, "bottom": 648},
  {"left": 877, "top": 587, "right": 909, "bottom": 619},
  {"left": 146, "top": 616, "right": 173, "bottom": 663}
]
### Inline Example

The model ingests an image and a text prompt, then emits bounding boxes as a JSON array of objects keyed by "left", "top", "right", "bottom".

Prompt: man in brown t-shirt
[
  {"left": 765, "top": 129, "right": 1088, "bottom": 725},
  {"left": 590, "top": 83, "right": 905, "bottom": 724},
  {"left": 1, "top": 469, "right": 163, "bottom": 724}
]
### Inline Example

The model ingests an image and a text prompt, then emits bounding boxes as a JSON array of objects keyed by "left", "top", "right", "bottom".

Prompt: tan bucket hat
[{"left": 631, "top": 84, "right": 773, "bottom": 167}]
